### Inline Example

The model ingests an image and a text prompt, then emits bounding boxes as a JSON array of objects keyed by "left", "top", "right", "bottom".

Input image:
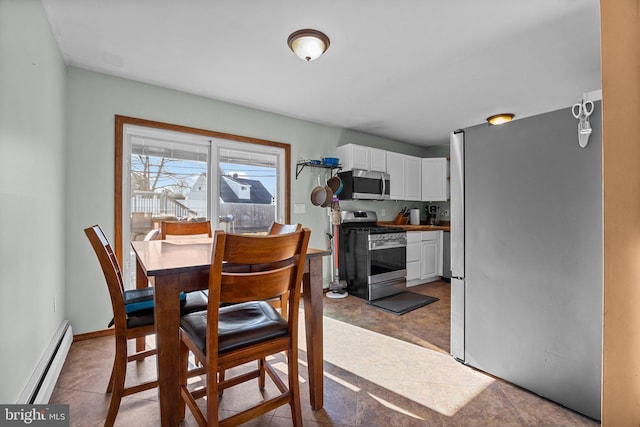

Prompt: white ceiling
[{"left": 41, "top": 0, "right": 602, "bottom": 146}]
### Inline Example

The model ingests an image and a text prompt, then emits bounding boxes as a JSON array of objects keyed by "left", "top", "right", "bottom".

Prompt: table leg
[
  {"left": 154, "top": 275, "right": 182, "bottom": 427},
  {"left": 302, "top": 256, "right": 324, "bottom": 410}
]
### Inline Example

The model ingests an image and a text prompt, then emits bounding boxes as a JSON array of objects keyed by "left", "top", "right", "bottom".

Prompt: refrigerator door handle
[{"left": 450, "top": 131, "right": 465, "bottom": 278}]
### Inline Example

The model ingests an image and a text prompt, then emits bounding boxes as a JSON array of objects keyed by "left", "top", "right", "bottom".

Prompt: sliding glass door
[{"left": 116, "top": 117, "right": 290, "bottom": 288}]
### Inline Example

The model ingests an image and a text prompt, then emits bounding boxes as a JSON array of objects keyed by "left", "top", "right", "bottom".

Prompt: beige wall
[{"left": 601, "top": 0, "right": 640, "bottom": 424}]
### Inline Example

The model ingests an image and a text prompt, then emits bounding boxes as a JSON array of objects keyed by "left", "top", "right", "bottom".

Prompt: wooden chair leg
[
  {"left": 288, "top": 349, "right": 303, "bottom": 426},
  {"left": 105, "top": 336, "right": 128, "bottom": 427},
  {"left": 135, "top": 336, "right": 146, "bottom": 354},
  {"left": 218, "top": 369, "right": 225, "bottom": 397},
  {"left": 106, "top": 361, "right": 116, "bottom": 393},
  {"left": 258, "top": 358, "right": 266, "bottom": 390},
  {"left": 207, "top": 362, "right": 220, "bottom": 427},
  {"left": 178, "top": 340, "right": 189, "bottom": 421}
]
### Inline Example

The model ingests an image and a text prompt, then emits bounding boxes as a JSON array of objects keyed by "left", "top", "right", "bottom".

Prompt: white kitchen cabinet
[
  {"left": 337, "top": 144, "right": 386, "bottom": 172},
  {"left": 421, "top": 239, "right": 439, "bottom": 279},
  {"left": 420, "top": 230, "right": 443, "bottom": 283},
  {"left": 386, "top": 151, "right": 405, "bottom": 200},
  {"left": 421, "top": 157, "right": 448, "bottom": 201},
  {"left": 406, "top": 230, "right": 443, "bottom": 286},
  {"left": 369, "top": 147, "right": 387, "bottom": 172},
  {"left": 406, "top": 231, "right": 422, "bottom": 283},
  {"left": 387, "top": 152, "right": 421, "bottom": 201},
  {"left": 405, "top": 155, "right": 422, "bottom": 201}
]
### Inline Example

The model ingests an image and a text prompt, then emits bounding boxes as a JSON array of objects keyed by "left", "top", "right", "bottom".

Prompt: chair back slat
[
  {"left": 267, "top": 222, "right": 302, "bottom": 235},
  {"left": 161, "top": 220, "right": 212, "bottom": 239},
  {"left": 220, "top": 265, "right": 296, "bottom": 304},
  {"left": 84, "top": 225, "right": 127, "bottom": 332},
  {"left": 222, "top": 233, "right": 301, "bottom": 265}
]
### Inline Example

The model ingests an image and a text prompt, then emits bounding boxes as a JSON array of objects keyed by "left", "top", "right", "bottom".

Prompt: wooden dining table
[{"left": 131, "top": 238, "right": 330, "bottom": 426}]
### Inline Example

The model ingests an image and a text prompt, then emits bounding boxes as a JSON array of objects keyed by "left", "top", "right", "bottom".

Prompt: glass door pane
[
  {"left": 217, "top": 147, "right": 278, "bottom": 233},
  {"left": 124, "top": 127, "right": 210, "bottom": 287},
  {"left": 130, "top": 137, "right": 209, "bottom": 224}
]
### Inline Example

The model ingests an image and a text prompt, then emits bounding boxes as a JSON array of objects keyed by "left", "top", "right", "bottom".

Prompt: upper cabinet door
[
  {"left": 405, "top": 155, "right": 422, "bottom": 201},
  {"left": 421, "top": 157, "right": 448, "bottom": 201},
  {"left": 369, "top": 148, "right": 387, "bottom": 172},
  {"left": 350, "top": 145, "right": 370, "bottom": 170},
  {"left": 386, "top": 151, "right": 405, "bottom": 200},
  {"left": 337, "top": 144, "right": 369, "bottom": 171},
  {"left": 337, "top": 144, "right": 386, "bottom": 171}
]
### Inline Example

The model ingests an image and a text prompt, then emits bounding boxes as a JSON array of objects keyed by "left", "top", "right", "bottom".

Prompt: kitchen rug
[{"left": 369, "top": 292, "right": 439, "bottom": 315}]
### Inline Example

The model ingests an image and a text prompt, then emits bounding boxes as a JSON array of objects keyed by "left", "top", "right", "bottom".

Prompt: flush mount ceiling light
[
  {"left": 287, "top": 29, "right": 330, "bottom": 62},
  {"left": 487, "top": 113, "right": 515, "bottom": 125}
]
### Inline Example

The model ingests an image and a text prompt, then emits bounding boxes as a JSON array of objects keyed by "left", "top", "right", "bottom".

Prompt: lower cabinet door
[
  {"left": 421, "top": 239, "right": 438, "bottom": 279},
  {"left": 406, "top": 260, "right": 421, "bottom": 281}
]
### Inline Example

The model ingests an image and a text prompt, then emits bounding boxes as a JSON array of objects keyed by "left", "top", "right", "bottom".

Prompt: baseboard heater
[{"left": 18, "top": 320, "right": 73, "bottom": 404}]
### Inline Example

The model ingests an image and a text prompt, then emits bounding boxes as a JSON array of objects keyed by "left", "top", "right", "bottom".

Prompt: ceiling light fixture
[
  {"left": 487, "top": 113, "right": 515, "bottom": 125},
  {"left": 287, "top": 29, "right": 330, "bottom": 62}
]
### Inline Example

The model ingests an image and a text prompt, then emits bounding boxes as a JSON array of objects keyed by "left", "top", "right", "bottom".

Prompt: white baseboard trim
[{"left": 18, "top": 320, "right": 73, "bottom": 404}]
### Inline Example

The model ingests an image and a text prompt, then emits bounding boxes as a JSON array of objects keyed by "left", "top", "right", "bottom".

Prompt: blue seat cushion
[
  {"left": 108, "top": 289, "right": 209, "bottom": 328},
  {"left": 123, "top": 288, "right": 186, "bottom": 314}
]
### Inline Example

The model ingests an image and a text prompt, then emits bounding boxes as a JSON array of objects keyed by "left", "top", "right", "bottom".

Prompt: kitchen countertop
[{"left": 378, "top": 221, "right": 451, "bottom": 232}]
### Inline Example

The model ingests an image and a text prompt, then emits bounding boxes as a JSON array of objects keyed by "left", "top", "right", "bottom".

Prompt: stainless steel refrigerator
[{"left": 450, "top": 105, "right": 602, "bottom": 420}]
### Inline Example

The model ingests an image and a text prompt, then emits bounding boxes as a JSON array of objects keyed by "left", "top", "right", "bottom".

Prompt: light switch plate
[{"left": 294, "top": 203, "right": 306, "bottom": 214}]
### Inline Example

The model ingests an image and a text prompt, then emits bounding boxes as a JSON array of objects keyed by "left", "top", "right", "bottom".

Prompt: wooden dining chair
[
  {"left": 215, "top": 221, "right": 302, "bottom": 399},
  {"left": 160, "top": 220, "right": 212, "bottom": 239},
  {"left": 84, "top": 225, "right": 208, "bottom": 427},
  {"left": 267, "top": 221, "right": 302, "bottom": 235},
  {"left": 179, "top": 228, "right": 311, "bottom": 427}
]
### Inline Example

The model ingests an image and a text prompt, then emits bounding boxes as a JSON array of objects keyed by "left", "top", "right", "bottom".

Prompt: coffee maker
[{"left": 426, "top": 205, "right": 440, "bottom": 225}]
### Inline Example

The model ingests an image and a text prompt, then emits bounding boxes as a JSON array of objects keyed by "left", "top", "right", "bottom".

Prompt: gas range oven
[{"left": 337, "top": 210, "right": 407, "bottom": 301}]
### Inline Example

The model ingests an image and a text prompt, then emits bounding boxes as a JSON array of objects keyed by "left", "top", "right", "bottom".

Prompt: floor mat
[{"left": 369, "top": 291, "right": 439, "bottom": 315}]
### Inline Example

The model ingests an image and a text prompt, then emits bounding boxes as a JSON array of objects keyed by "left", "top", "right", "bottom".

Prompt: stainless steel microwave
[{"left": 337, "top": 169, "right": 390, "bottom": 200}]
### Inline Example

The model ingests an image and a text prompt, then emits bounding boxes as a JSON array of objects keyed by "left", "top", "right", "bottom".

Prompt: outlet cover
[{"left": 294, "top": 203, "right": 306, "bottom": 214}]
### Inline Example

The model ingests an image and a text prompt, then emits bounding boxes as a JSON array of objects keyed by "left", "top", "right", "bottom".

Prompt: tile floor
[{"left": 50, "top": 281, "right": 600, "bottom": 426}]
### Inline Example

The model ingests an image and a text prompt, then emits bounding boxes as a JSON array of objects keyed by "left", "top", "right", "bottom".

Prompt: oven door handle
[
  {"left": 380, "top": 173, "right": 386, "bottom": 197},
  {"left": 369, "top": 241, "right": 407, "bottom": 251}
]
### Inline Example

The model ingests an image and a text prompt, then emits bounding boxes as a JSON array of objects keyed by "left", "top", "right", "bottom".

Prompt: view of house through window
[
  {"left": 217, "top": 147, "right": 278, "bottom": 233},
  {"left": 120, "top": 123, "right": 287, "bottom": 288}
]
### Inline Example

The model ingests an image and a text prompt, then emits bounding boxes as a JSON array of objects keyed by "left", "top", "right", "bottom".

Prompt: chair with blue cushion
[{"left": 84, "top": 225, "right": 208, "bottom": 427}]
